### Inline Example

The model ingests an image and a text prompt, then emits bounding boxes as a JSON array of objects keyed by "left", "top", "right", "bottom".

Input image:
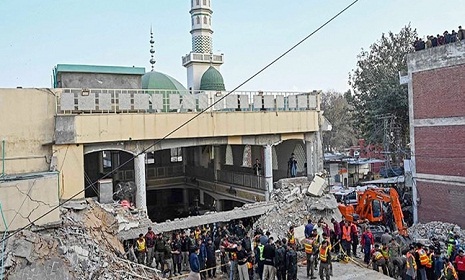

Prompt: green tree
[
  {"left": 321, "top": 90, "right": 357, "bottom": 152},
  {"left": 348, "top": 24, "right": 416, "bottom": 149}
]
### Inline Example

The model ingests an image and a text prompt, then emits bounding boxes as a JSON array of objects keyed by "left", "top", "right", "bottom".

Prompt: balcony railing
[
  {"left": 56, "top": 89, "right": 320, "bottom": 115},
  {"left": 217, "top": 170, "right": 266, "bottom": 190},
  {"left": 182, "top": 52, "right": 224, "bottom": 66}
]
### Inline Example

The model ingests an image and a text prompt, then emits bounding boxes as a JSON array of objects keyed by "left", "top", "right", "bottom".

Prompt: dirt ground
[{"left": 296, "top": 260, "right": 394, "bottom": 280}]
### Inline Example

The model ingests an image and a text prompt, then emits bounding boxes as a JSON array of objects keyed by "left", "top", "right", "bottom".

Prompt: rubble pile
[
  {"left": 3, "top": 199, "right": 161, "bottom": 280},
  {"left": 408, "top": 221, "right": 465, "bottom": 244},
  {"left": 253, "top": 176, "right": 341, "bottom": 239}
]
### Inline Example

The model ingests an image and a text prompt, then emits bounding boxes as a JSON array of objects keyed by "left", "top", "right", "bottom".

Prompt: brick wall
[
  {"left": 415, "top": 125, "right": 465, "bottom": 177},
  {"left": 412, "top": 64, "right": 465, "bottom": 119},
  {"left": 416, "top": 181, "right": 465, "bottom": 227}
]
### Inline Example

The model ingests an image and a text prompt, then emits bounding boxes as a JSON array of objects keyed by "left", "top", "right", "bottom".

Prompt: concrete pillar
[
  {"left": 111, "top": 151, "right": 120, "bottom": 181},
  {"left": 183, "top": 188, "right": 189, "bottom": 211},
  {"left": 134, "top": 153, "right": 147, "bottom": 214},
  {"left": 264, "top": 144, "right": 273, "bottom": 201},
  {"left": 306, "top": 140, "right": 314, "bottom": 179},
  {"left": 315, "top": 130, "right": 323, "bottom": 173},
  {"left": 215, "top": 199, "right": 223, "bottom": 212},
  {"left": 213, "top": 146, "right": 221, "bottom": 181}
]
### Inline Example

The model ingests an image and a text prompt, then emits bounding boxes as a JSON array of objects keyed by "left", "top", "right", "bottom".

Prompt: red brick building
[{"left": 408, "top": 42, "right": 465, "bottom": 227}]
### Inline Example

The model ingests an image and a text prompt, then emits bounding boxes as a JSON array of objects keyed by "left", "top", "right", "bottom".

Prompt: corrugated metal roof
[{"left": 55, "top": 64, "right": 145, "bottom": 75}]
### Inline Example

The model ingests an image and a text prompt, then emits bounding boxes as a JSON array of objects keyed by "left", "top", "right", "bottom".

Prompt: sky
[{"left": 0, "top": 0, "right": 463, "bottom": 92}]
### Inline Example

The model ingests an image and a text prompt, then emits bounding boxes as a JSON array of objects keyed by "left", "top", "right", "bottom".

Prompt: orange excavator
[{"left": 338, "top": 188, "right": 408, "bottom": 236}]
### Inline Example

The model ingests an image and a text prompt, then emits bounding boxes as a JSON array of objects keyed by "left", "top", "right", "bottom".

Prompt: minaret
[
  {"left": 182, "top": 0, "right": 224, "bottom": 91},
  {"left": 149, "top": 27, "right": 156, "bottom": 71}
]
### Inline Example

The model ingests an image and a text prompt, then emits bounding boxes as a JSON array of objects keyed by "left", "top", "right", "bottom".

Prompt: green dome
[
  {"left": 142, "top": 71, "right": 186, "bottom": 91},
  {"left": 200, "top": 66, "right": 226, "bottom": 91}
]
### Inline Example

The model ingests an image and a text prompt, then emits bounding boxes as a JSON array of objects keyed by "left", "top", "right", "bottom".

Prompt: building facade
[{"left": 407, "top": 41, "right": 465, "bottom": 227}]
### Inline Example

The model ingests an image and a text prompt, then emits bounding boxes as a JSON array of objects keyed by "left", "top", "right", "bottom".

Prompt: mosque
[{"left": 0, "top": 0, "right": 327, "bottom": 229}]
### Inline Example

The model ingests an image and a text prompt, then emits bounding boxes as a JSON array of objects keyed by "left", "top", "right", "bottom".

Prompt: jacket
[
  {"left": 189, "top": 252, "right": 200, "bottom": 273},
  {"left": 206, "top": 244, "right": 216, "bottom": 262},
  {"left": 361, "top": 232, "right": 374, "bottom": 247},
  {"left": 263, "top": 244, "right": 276, "bottom": 266},
  {"left": 304, "top": 223, "right": 314, "bottom": 238}
]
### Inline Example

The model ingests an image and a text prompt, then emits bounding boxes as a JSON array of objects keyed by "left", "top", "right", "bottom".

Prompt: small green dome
[
  {"left": 200, "top": 66, "right": 225, "bottom": 91},
  {"left": 142, "top": 71, "right": 186, "bottom": 91}
]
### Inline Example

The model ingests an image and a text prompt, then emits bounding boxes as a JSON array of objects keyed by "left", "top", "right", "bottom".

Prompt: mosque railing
[{"left": 56, "top": 88, "right": 320, "bottom": 115}]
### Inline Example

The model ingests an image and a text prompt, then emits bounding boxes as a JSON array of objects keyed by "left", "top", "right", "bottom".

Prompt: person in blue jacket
[{"left": 188, "top": 246, "right": 200, "bottom": 280}]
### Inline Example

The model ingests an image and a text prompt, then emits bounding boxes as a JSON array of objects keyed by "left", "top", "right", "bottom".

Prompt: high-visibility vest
[
  {"left": 417, "top": 249, "right": 429, "bottom": 266},
  {"left": 406, "top": 252, "right": 417, "bottom": 270},
  {"left": 231, "top": 252, "right": 238, "bottom": 261},
  {"left": 342, "top": 225, "right": 351, "bottom": 242},
  {"left": 288, "top": 232, "right": 296, "bottom": 245},
  {"left": 136, "top": 238, "right": 146, "bottom": 252},
  {"left": 425, "top": 253, "right": 433, "bottom": 268},
  {"left": 380, "top": 247, "right": 389, "bottom": 259},
  {"left": 258, "top": 245, "right": 265, "bottom": 261},
  {"left": 319, "top": 246, "right": 329, "bottom": 262},
  {"left": 303, "top": 238, "right": 314, "bottom": 254},
  {"left": 373, "top": 251, "right": 384, "bottom": 261},
  {"left": 445, "top": 263, "right": 458, "bottom": 280},
  {"left": 324, "top": 237, "right": 332, "bottom": 251}
]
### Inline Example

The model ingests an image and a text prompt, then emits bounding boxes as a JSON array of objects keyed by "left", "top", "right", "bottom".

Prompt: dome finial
[{"left": 149, "top": 26, "right": 156, "bottom": 72}]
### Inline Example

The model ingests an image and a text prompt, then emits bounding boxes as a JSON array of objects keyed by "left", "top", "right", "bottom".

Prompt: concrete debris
[
  {"left": 307, "top": 174, "right": 327, "bottom": 196},
  {"left": 254, "top": 177, "right": 341, "bottom": 240},
  {"left": 61, "top": 200, "right": 88, "bottom": 211},
  {"left": 118, "top": 201, "right": 276, "bottom": 240},
  {"left": 3, "top": 199, "right": 162, "bottom": 280},
  {"left": 408, "top": 221, "right": 465, "bottom": 245}
]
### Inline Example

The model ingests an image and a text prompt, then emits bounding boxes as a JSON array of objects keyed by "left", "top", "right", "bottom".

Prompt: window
[
  {"left": 203, "top": 16, "right": 207, "bottom": 24},
  {"left": 171, "top": 148, "right": 182, "bottom": 162},
  {"left": 209, "top": 18, "right": 211, "bottom": 25},
  {"left": 203, "top": 0, "right": 206, "bottom": 5},
  {"left": 196, "top": 16, "right": 200, "bottom": 24},
  {"left": 102, "top": 151, "right": 111, "bottom": 168},
  {"left": 196, "top": 0, "right": 199, "bottom": 5}
]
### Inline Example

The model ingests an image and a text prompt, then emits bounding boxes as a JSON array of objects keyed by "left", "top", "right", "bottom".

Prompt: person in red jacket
[
  {"left": 454, "top": 249, "right": 465, "bottom": 280},
  {"left": 360, "top": 227, "right": 374, "bottom": 264}
]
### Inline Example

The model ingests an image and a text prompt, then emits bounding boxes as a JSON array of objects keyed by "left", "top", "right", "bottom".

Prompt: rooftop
[{"left": 54, "top": 64, "right": 146, "bottom": 75}]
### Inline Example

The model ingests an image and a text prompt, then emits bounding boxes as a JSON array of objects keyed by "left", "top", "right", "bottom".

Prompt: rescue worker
[
  {"left": 380, "top": 243, "right": 390, "bottom": 275},
  {"left": 425, "top": 245, "right": 435, "bottom": 280},
  {"left": 287, "top": 226, "right": 296, "bottom": 249},
  {"left": 370, "top": 244, "right": 388, "bottom": 275},
  {"left": 255, "top": 237, "right": 266, "bottom": 280},
  {"left": 322, "top": 233, "right": 333, "bottom": 276},
  {"left": 285, "top": 243, "right": 298, "bottom": 280},
  {"left": 415, "top": 243, "right": 429, "bottom": 280},
  {"left": 350, "top": 222, "right": 359, "bottom": 258},
  {"left": 341, "top": 220, "right": 352, "bottom": 257},
  {"left": 405, "top": 245, "right": 417, "bottom": 280},
  {"left": 444, "top": 257, "right": 459, "bottom": 280},
  {"left": 302, "top": 233, "right": 317, "bottom": 279},
  {"left": 447, "top": 232, "right": 457, "bottom": 260},
  {"left": 145, "top": 227, "right": 156, "bottom": 267},
  {"left": 319, "top": 240, "right": 331, "bottom": 280},
  {"left": 361, "top": 227, "right": 374, "bottom": 264},
  {"left": 136, "top": 233, "right": 147, "bottom": 264}
]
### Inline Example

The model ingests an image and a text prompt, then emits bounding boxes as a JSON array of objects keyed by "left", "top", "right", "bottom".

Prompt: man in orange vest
[
  {"left": 318, "top": 240, "right": 331, "bottom": 280},
  {"left": 414, "top": 243, "right": 428, "bottom": 280},
  {"left": 302, "top": 234, "right": 317, "bottom": 279},
  {"left": 340, "top": 221, "right": 352, "bottom": 257},
  {"left": 444, "top": 257, "right": 459, "bottom": 280}
]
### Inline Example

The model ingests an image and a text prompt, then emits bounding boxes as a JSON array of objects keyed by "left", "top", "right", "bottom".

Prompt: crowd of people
[
  {"left": 414, "top": 26, "right": 465, "bottom": 51},
  {"left": 125, "top": 216, "right": 464, "bottom": 280}
]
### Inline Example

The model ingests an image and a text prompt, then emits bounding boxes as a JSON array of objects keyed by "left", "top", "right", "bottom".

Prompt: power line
[{"left": 0, "top": 0, "right": 360, "bottom": 243}]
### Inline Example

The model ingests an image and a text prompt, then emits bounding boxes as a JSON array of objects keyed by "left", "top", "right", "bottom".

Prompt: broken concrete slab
[
  {"left": 307, "top": 174, "right": 327, "bottom": 196},
  {"left": 12, "top": 239, "right": 33, "bottom": 259},
  {"left": 62, "top": 200, "right": 88, "bottom": 211}
]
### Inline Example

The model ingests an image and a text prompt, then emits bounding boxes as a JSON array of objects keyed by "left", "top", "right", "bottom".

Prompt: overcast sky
[{"left": 0, "top": 0, "right": 463, "bottom": 92}]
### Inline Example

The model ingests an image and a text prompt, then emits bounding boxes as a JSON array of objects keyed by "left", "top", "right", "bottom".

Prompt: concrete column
[
  {"left": 315, "top": 130, "right": 323, "bottom": 173},
  {"left": 111, "top": 152, "right": 120, "bottom": 181},
  {"left": 215, "top": 199, "right": 223, "bottom": 212},
  {"left": 306, "top": 140, "right": 314, "bottom": 179},
  {"left": 264, "top": 144, "right": 273, "bottom": 201},
  {"left": 134, "top": 153, "right": 147, "bottom": 214},
  {"left": 183, "top": 188, "right": 189, "bottom": 211},
  {"left": 213, "top": 146, "right": 221, "bottom": 181}
]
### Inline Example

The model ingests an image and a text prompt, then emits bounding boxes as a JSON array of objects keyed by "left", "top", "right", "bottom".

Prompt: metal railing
[
  {"left": 116, "top": 165, "right": 184, "bottom": 181},
  {"left": 56, "top": 88, "right": 320, "bottom": 115},
  {"left": 217, "top": 170, "right": 266, "bottom": 190}
]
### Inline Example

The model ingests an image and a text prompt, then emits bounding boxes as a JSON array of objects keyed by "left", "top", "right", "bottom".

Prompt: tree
[
  {"left": 321, "top": 90, "right": 357, "bottom": 152},
  {"left": 348, "top": 24, "right": 416, "bottom": 151}
]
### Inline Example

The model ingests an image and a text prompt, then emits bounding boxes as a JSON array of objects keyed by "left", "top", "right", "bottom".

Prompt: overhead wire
[{"left": 0, "top": 0, "right": 360, "bottom": 243}]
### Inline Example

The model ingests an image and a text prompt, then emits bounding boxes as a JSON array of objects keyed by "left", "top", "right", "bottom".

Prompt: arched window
[
  {"left": 242, "top": 145, "right": 252, "bottom": 167},
  {"left": 196, "top": 0, "right": 199, "bottom": 5},
  {"left": 203, "top": 16, "right": 207, "bottom": 24},
  {"left": 203, "top": 0, "right": 206, "bottom": 5},
  {"left": 196, "top": 16, "right": 200, "bottom": 24},
  {"left": 192, "top": 18, "right": 194, "bottom": 25},
  {"left": 209, "top": 18, "right": 211, "bottom": 25}
]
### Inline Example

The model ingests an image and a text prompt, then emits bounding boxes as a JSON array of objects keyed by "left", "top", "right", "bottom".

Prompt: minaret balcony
[{"left": 182, "top": 52, "right": 224, "bottom": 67}]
